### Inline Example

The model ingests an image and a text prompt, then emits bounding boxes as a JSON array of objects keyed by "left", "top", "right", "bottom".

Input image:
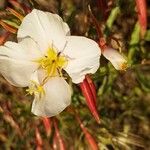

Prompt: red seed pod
[
  {"left": 42, "top": 117, "right": 52, "bottom": 137},
  {"left": 53, "top": 119, "right": 66, "bottom": 150},
  {"left": 135, "top": 0, "right": 147, "bottom": 37},
  {"left": 76, "top": 115, "right": 99, "bottom": 150},
  {"left": 85, "top": 75, "right": 97, "bottom": 106},
  {"left": 35, "top": 127, "right": 43, "bottom": 149},
  {"left": 0, "top": 32, "right": 10, "bottom": 45},
  {"left": 80, "top": 79, "right": 100, "bottom": 124}
]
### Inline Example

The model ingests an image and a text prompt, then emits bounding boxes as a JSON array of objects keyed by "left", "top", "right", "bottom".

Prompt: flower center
[
  {"left": 120, "top": 62, "right": 128, "bottom": 70},
  {"left": 27, "top": 48, "right": 67, "bottom": 97},
  {"left": 36, "top": 47, "right": 67, "bottom": 77}
]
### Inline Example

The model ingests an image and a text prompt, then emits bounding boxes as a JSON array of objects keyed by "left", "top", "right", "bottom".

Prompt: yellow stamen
[
  {"left": 35, "top": 47, "right": 68, "bottom": 77},
  {"left": 26, "top": 81, "right": 45, "bottom": 98},
  {"left": 57, "top": 56, "right": 67, "bottom": 67},
  {"left": 29, "top": 47, "right": 68, "bottom": 98},
  {"left": 120, "top": 62, "right": 128, "bottom": 71}
]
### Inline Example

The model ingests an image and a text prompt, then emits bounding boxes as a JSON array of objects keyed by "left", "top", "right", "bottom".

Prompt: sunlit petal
[
  {"left": 63, "top": 36, "right": 100, "bottom": 83},
  {"left": 31, "top": 77, "right": 71, "bottom": 117},
  {"left": 0, "top": 38, "right": 39, "bottom": 87},
  {"left": 18, "top": 9, "right": 69, "bottom": 51}
]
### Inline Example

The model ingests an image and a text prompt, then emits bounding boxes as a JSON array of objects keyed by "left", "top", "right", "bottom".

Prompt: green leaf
[
  {"left": 106, "top": 6, "right": 120, "bottom": 30},
  {"left": 128, "top": 22, "right": 140, "bottom": 64},
  {"left": 145, "top": 30, "right": 150, "bottom": 41},
  {"left": 1, "top": 19, "right": 19, "bottom": 29}
]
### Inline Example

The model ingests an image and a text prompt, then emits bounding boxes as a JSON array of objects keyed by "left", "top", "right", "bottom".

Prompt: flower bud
[
  {"left": 80, "top": 79, "right": 100, "bottom": 124},
  {"left": 102, "top": 47, "right": 127, "bottom": 70},
  {"left": 85, "top": 75, "right": 97, "bottom": 106}
]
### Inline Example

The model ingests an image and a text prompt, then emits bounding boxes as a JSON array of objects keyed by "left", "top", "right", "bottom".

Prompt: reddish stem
[
  {"left": 89, "top": 6, "right": 103, "bottom": 39},
  {"left": 96, "top": 0, "right": 108, "bottom": 20},
  {"left": 53, "top": 119, "right": 66, "bottom": 150},
  {"left": 75, "top": 114, "right": 99, "bottom": 150},
  {"left": 42, "top": 117, "right": 52, "bottom": 137},
  {"left": 0, "top": 32, "right": 10, "bottom": 45},
  {"left": 7, "top": 7, "right": 24, "bottom": 21},
  {"left": 0, "top": 20, "right": 17, "bottom": 34},
  {"left": 135, "top": 0, "right": 147, "bottom": 37},
  {"left": 35, "top": 127, "right": 43, "bottom": 150},
  {"left": 52, "top": 132, "right": 59, "bottom": 150},
  {"left": 8, "top": 0, "right": 31, "bottom": 14}
]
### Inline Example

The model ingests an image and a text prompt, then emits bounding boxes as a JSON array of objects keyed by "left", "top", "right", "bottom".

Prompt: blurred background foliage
[{"left": 0, "top": 0, "right": 150, "bottom": 149}]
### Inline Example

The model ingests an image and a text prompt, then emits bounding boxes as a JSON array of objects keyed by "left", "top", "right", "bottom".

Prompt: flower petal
[
  {"left": 102, "top": 47, "right": 127, "bottom": 70},
  {"left": 31, "top": 77, "right": 71, "bottom": 117},
  {"left": 0, "top": 38, "right": 41, "bottom": 61},
  {"left": 0, "top": 38, "right": 39, "bottom": 87},
  {"left": 0, "top": 57, "right": 36, "bottom": 87},
  {"left": 63, "top": 36, "right": 100, "bottom": 83},
  {"left": 18, "top": 9, "right": 70, "bottom": 51}
]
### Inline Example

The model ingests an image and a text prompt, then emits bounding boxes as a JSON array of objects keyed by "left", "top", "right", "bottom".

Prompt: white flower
[
  {"left": 0, "top": 9, "right": 100, "bottom": 117},
  {"left": 102, "top": 47, "right": 127, "bottom": 70}
]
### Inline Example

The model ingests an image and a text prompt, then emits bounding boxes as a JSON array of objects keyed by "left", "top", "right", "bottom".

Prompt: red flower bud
[
  {"left": 85, "top": 75, "right": 97, "bottom": 106},
  {"left": 80, "top": 78, "right": 100, "bottom": 124}
]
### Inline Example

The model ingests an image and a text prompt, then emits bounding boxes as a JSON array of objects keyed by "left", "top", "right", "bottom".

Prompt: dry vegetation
[{"left": 0, "top": 0, "right": 150, "bottom": 149}]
